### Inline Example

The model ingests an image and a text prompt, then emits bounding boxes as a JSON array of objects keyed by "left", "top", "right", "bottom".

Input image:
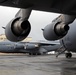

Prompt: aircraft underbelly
[{"left": 0, "top": 0, "right": 76, "bottom": 15}]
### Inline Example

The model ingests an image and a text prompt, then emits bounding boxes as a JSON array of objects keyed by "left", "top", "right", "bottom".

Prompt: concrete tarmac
[{"left": 0, "top": 54, "right": 76, "bottom": 75}]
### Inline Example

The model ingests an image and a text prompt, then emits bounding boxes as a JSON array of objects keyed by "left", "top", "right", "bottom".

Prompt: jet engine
[
  {"left": 5, "top": 17, "right": 31, "bottom": 42},
  {"left": 43, "top": 21, "right": 69, "bottom": 40},
  {"left": 43, "top": 14, "right": 76, "bottom": 41}
]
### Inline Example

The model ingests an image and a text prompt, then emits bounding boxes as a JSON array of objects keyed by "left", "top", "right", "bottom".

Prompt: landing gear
[
  {"left": 29, "top": 53, "right": 35, "bottom": 55},
  {"left": 37, "top": 53, "right": 41, "bottom": 55},
  {"left": 29, "top": 53, "right": 32, "bottom": 55},
  {"left": 56, "top": 46, "right": 72, "bottom": 58},
  {"left": 32, "top": 53, "right": 36, "bottom": 55},
  {"left": 65, "top": 52, "right": 72, "bottom": 58},
  {"left": 29, "top": 53, "right": 41, "bottom": 55}
]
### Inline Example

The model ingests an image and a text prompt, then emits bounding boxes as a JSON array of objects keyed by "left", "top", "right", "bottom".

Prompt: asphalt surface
[{"left": 0, "top": 53, "right": 76, "bottom": 75}]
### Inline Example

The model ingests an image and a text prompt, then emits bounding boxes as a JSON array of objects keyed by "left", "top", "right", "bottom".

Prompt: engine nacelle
[
  {"left": 43, "top": 22, "right": 69, "bottom": 40},
  {"left": 5, "top": 17, "right": 31, "bottom": 42}
]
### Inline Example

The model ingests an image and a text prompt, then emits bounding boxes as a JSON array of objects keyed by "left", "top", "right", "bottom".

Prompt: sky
[{"left": 0, "top": 6, "right": 60, "bottom": 41}]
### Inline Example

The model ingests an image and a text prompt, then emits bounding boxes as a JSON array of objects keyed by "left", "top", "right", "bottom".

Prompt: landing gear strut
[{"left": 65, "top": 52, "right": 72, "bottom": 58}]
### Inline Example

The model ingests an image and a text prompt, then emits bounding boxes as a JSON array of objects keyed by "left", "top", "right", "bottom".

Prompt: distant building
[
  {"left": 22, "top": 37, "right": 32, "bottom": 42},
  {"left": 0, "top": 34, "right": 7, "bottom": 41},
  {"left": 0, "top": 34, "right": 32, "bottom": 42}
]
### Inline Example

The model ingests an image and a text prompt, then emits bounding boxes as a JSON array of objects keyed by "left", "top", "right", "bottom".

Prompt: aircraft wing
[
  {"left": 37, "top": 42, "right": 60, "bottom": 46},
  {"left": 24, "top": 41, "right": 60, "bottom": 46},
  {"left": 39, "top": 44, "right": 61, "bottom": 52},
  {"left": 0, "top": 0, "right": 76, "bottom": 15}
]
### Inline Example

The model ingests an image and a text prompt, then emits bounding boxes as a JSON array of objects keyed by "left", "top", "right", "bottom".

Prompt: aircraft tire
[
  {"left": 32, "top": 53, "right": 36, "bottom": 55},
  {"left": 37, "top": 53, "right": 41, "bottom": 55},
  {"left": 65, "top": 53, "right": 72, "bottom": 58},
  {"left": 29, "top": 53, "right": 32, "bottom": 55}
]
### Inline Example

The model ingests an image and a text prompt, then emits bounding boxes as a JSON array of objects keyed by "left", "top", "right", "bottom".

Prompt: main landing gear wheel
[
  {"left": 65, "top": 53, "right": 72, "bottom": 58},
  {"left": 29, "top": 53, "right": 37, "bottom": 55}
]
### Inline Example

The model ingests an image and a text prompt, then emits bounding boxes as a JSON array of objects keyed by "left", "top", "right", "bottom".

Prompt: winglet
[
  {"left": 41, "top": 28, "right": 44, "bottom": 31},
  {"left": 2, "top": 27, "right": 6, "bottom": 29}
]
